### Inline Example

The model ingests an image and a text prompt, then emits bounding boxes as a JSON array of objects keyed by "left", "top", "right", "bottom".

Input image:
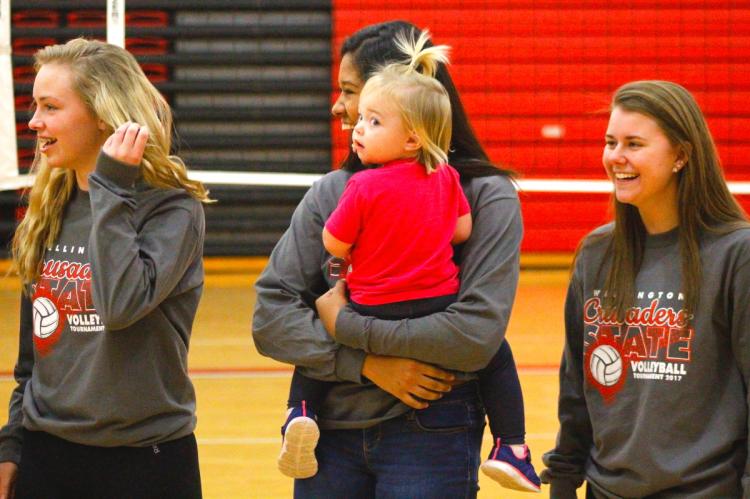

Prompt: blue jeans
[{"left": 294, "top": 381, "right": 485, "bottom": 499}]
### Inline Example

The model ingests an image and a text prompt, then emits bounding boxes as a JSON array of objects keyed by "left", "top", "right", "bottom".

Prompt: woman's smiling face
[
  {"left": 603, "top": 106, "right": 683, "bottom": 232},
  {"left": 331, "top": 54, "right": 364, "bottom": 130},
  {"left": 28, "top": 63, "right": 107, "bottom": 179}
]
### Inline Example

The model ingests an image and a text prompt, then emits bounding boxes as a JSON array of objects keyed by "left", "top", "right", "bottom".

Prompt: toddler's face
[{"left": 352, "top": 90, "right": 417, "bottom": 166}]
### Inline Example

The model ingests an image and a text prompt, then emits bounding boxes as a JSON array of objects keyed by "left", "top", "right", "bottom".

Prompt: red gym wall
[{"left": 331, "top": 1, "right": 750, "bottom": 252}]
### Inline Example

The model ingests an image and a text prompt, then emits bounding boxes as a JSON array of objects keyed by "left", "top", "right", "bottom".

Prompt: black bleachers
[{"left": 7, "top": 0, "right": 333, "bottom": 257}]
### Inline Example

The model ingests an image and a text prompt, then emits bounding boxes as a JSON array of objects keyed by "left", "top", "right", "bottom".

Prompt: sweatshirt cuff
[
  {"left": 334, "top": 346, "right": 366, "bottom": 384},
  {"left": 548, "top": 479, "right": 580, "bottom": 499},
  {"left": 540, "top": 471, "right": 580, "bottom": 499},
  {"left": 0, "top": 440, "right": 22, "bottom": 465},
  {"left": 93, "top": 151, "right": 140, "bottom": 189},
  {"left": 335, "top": 306, "right": 369, "bottom": 351}
]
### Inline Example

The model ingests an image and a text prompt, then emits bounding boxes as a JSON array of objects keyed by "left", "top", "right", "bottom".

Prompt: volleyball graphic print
[
  {"left": 31, "top": 292, "right": 67, "bottom": 356},
  {"left": 589, "top": 345, "right": 622, "bottom": 387},
  {"left": 584, "top": 335, "right": 628, "bottom": 403},
  {"left": 33, "top": 296, "right": 59, "bottom": 339},
  {"left": 30, "top": 287, "right": 68, "bottom": 357},
  {"left": 581, "top": 292, "right": 696, "bottom": 403},
  {"left": 30, "top": 252, "right": 104, "bottom": 356}
]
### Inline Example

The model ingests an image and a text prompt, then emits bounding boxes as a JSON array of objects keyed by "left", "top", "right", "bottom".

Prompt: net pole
[
  {"left": 107, "top": 0, "right": 126, "bottom": 48},
  {"left": 0, "top": 0, "right": 19, "bottom": 181}
]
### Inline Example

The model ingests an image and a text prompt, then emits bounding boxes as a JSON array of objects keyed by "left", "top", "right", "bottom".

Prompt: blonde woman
[
  {"left": 542, "top": 81, "right": 750, "bottom": 498},
  {"left": 0, "top": 39, "right": 209, "bottom": 499}
]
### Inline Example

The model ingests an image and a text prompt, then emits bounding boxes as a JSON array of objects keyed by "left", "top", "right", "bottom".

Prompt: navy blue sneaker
[
  {"left": 278, "top": 401, "right": 319, "bottom": 479},
  {"left": 480, "top": 438, "right": 542, "bottom": 493}
]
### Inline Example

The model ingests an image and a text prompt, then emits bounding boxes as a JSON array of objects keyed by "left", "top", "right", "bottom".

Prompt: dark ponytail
[{"left": 339, "top": 20, "right": 513, "bottom": 180}]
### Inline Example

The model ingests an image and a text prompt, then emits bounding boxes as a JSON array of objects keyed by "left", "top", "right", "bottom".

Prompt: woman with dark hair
[
  {"left": 253, "top": 21, "right": 530, "bottom": 497},
  {"left": 541, "top": 80, "right": 750, "bottom": 498}
]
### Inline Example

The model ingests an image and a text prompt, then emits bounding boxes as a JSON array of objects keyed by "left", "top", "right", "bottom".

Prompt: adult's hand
[
  {"left": 315, "top": 280, "right": 348, "bottom": 338},
  {"left": 102, "top": 122, "right": 149, "bottom": 166},
  {"left": 362, "top": 354, "right": 454, "bottom": 409},
  {"left": 0, "top": 461, "right": 18, "bottom": 499}
]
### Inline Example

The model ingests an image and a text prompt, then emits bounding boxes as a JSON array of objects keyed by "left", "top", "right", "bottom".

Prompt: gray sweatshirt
[
  {"left": 252, "top": 169, "right": 522, "bottom": 429},
  {"left": 542, "top": 224, "right": 750, "bottom": 498},
  {"left": 0, "top": 153, "right": 205, "bottom": 464}
]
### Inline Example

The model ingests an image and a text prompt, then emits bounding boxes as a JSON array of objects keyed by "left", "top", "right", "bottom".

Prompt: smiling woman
[
  {"left": 330, "top": 53, "right": 363, "bottom": 131},
  {"left": 0, "top": 38, "right": 210, "bottom": 499},
  {"left": 29, "top": 64, "right": 107, "bottom": 187},
  {"left": 253, "top": 21, "right": 539, "bottom": 498},
  {"left": 542, "top": 81, "right": 750, "bottom": 498}
]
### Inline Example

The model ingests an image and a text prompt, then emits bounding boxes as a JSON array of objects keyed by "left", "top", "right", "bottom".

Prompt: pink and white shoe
[{"left": 480, "top": 438, "right": 542, "bottom": 493}]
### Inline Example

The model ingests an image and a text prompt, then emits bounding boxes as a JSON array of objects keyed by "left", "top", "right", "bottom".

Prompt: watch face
[{"left": 327, "top": 257, "right": 349, "bottom": 279}]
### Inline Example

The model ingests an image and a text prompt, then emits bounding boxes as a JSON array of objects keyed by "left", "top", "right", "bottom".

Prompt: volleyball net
[{"left": 3, "top": 1, "right": 750, "bottom": 199}]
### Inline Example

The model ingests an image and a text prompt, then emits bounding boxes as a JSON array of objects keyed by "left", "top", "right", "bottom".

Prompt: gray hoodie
[
  {"left": 543, "top": 224, "right": 750, "bottom": 498},
  {"left": 0, "top": 153, "right": 205, "bottom": 464},
  {"left": 252, "top": 168, "right": 522, "bottom": 429}
]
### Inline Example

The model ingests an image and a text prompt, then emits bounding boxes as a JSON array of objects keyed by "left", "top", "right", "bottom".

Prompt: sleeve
[
  {"left": 730, "top": 258, "right": 750, "bottom": 496},
  {"left": 454, "top": 169, "right": 471, "bottom": 217},
  {"left": 334, "top": 179, "right": 522, "bottom": 372},
  {"left": 86, "top": 152, "right": 204, "bottom": 331},
  {"left": 540, "top": 263, "right": 591, "bottom": 498},
  {"left": 457, "top": 190, "right": 470, "bottom": 217},
  {"left": 0, "top": 294, "right": 34, "bottom": 464},
  {"left": 252, "top": 175, "right": 366, "bottom": 383},
  {"left": 324, "top": 177, "right": 362, "bottom": 245}
]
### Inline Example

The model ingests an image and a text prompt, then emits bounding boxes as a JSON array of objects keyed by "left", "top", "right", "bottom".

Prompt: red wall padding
[{"left": 331, "top": 1, "right": 750, "bottom": 252}]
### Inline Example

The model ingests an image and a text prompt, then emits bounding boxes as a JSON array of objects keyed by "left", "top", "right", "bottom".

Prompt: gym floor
[{"left": 0, "top": 259, "right": 578, "bottom": 498}]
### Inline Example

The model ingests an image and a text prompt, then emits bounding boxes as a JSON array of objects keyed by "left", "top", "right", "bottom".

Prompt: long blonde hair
[
  {"left": 596, "top": 80, "right": 748, "bottom": 320},
  {"left": 360, "top": 30, "right": 452, "bottom": 173},
  {"left": 13, "top": 38, "right": 211, "bottom": 285}
]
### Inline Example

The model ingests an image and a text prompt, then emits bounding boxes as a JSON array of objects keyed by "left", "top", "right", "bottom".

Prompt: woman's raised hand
[
  {"left": 362, "top": 354, "right": 455, "bottom": 409},
  {"left": 103, "top": 122, "right": 149, "bottom": 166}
]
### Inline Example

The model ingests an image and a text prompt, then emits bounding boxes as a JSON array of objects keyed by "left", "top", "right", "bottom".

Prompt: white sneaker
[{"left": 277, "top": 416, "right": 320, "bottom": 479}]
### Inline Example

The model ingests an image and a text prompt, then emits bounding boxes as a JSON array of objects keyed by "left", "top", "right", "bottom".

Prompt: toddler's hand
[
  {"left": 103, "top": 121, "right": 149, "bottom": 166},
  {"left": 315, "top": 280, "right": 348, "bottom": 338}
]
